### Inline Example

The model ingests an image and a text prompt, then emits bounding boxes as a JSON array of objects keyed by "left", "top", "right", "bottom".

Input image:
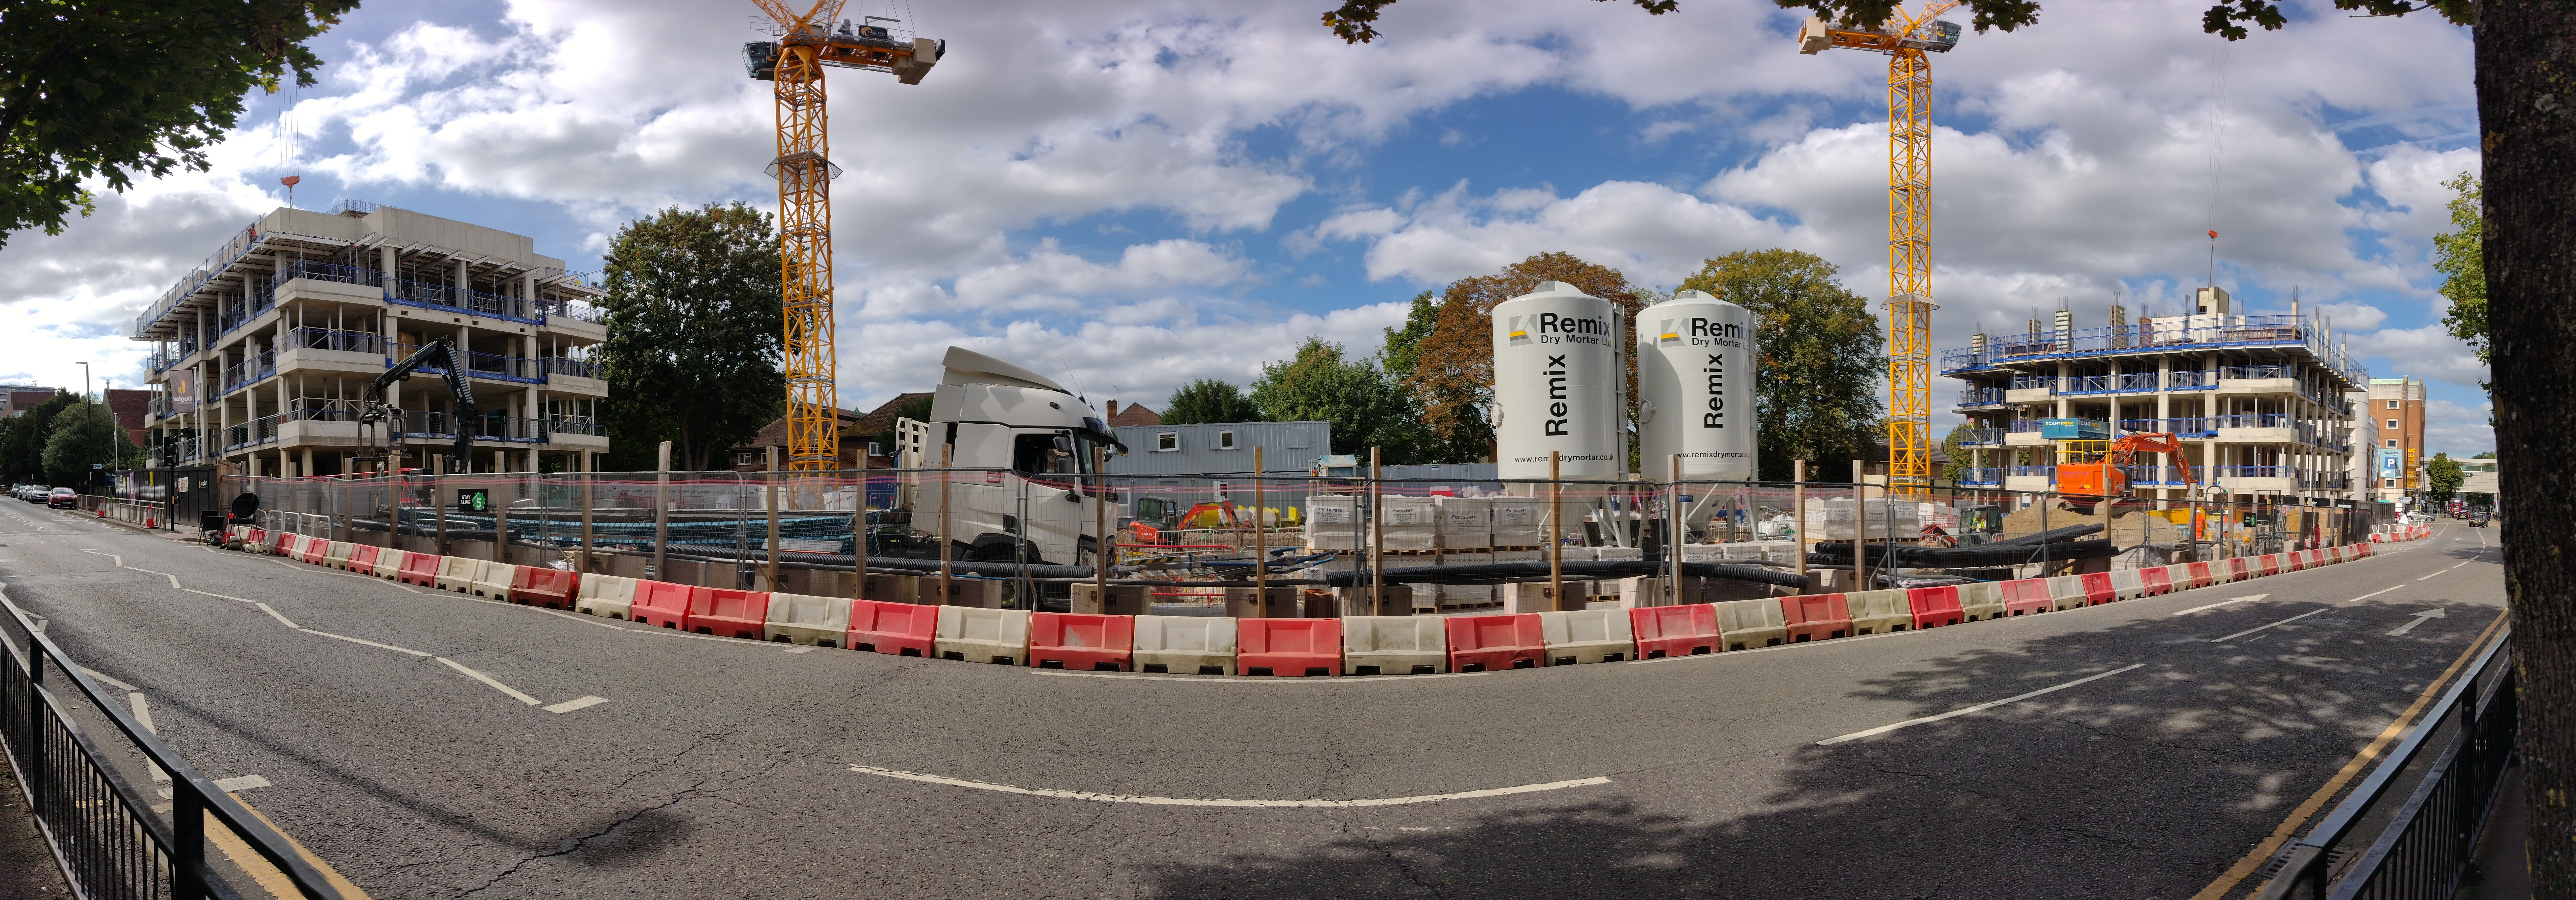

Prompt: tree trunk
[{"left": 2478, "top": 1, "right": 2576, "bottom": 890}]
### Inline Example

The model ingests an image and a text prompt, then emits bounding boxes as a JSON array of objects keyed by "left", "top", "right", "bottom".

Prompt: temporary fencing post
[
  {"left": 579, "top": 471, "right": 594, "bottom": 574},
  {"left": 854, "top": 467, "right": 869, "bottom": 601},
  {"left": 1371, "top": 447, "right": 1385, "bottom": 617},
  {"left": 1548, "top": 450, "right": 1562, "bottom": 618},
  {"left": 1254, "top": 447, "right": 1267, "bottom": 601},
  {"left": 938, "top": 444, "right": 953, "bottom": 607},
  {"left": 1852, "top": 460, "right": 1867, "bottom": 590},
  {"left": 436, "top": 473, "right": 450, "bottom": 557},
  {"left": 653, "top": 440, "right": 670, "bottom": 582},
  {"left": 1793, "top": 460, "right": 1807, "bottom": 589},
  {"left": 764, "top": 451, "right": 780, "bottom": 591},
  {"left": 1093, "top": 445, "right": 1109, "bottom": 609},
  {"left": 1667, "top": 458, "right": 1681, "bottom": 607},
  {"left": 495, "top": 474, "right": 511, "bottom": 565}
]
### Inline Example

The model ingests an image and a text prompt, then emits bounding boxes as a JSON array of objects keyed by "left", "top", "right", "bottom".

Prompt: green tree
[
  {"left": 41, "top": 399, "right": 117, "bottom": 487},
  {"left": 2432, "top": 173, "right": 2487, "bottom": 383},
  {"left": 1940, "top": 422, "right": 1972, "bottom": 484},
  {"left": 2425, "top": 451, "right": 2463, "bottom": 501},
  {"left": 595, "top": 203, "right": 784, "bottom": 472},
  {"left": 1679, "top": 249, "right": 1885, "bottom": 482},
  {"left": 1249, "top": 338, "right": 1426, "bottom": 460},
  {"left": 0, "top": 1, "right": 361, "bottom": 248},
  {"left": 1407, "top": 252, "right": 1644, "bottom": 466},
  {"left": 0, "top": 391, "right": 77, "bottom": 482},
  {"left": 1161, "top": 379, "right": 1261, "bottom": 425},
  {"left": 1378, "top": 290, "right": 1439, "bottom": 382}
]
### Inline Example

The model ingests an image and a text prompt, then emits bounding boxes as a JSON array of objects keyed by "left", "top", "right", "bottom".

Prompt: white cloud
[
  {"left": 2350, "top": 323, "right": 2487, "bottom": 389},
  {"left": 2424, "top": 397, "right": 2492, "bottom": 457}
]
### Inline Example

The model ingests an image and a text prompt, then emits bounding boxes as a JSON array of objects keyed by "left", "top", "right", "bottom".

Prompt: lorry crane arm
[{"left": 359, "top": 338, "right": 478, "bottom": 473}]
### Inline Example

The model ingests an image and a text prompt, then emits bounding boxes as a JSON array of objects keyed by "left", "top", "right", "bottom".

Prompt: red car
[{"left": 47, "top": 487, "right": 76, "bottom": 509}]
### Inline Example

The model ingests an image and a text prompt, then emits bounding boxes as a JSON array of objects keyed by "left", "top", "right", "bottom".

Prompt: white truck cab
[{"left": 896, "top": 347, "right": 1121, "bottom": 565}]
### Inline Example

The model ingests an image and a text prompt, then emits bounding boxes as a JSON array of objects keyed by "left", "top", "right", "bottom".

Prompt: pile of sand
[{"left": 1999, "top": 503, "right": 2181, "bottom": 547}]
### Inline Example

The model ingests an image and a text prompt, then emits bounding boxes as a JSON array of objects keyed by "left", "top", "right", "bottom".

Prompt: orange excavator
[{"left": 2056, "top": 433, "right": 2196, "bottom": 502}]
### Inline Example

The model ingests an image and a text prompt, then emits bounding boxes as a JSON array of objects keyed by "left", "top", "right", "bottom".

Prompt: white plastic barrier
[
  {"left": 1844, "top": 590, "right": 1912, "bottom": 635},
  {"left": 1715, "top": 599, "right": 1788, "bottom": 651},
  {"left": 1955, "top": 581, "right": 2006, "bottom": 621},
  {"left": 2109, "top": 568, "right": 2146, "bottom": 600},
  {"left": 434, "top": 556, "right": 479, "bottom": 592},
  {"left": 470, "top": 561, "right": 520, "bottom": 599},
  {"left": 1341, "top": 616, "right": 1448, "bottom": 675},
  {"left": 370, "top": 549, "right": 408, "bottom": 579},
  {"left": 325, "top": 541, "right": 355, "bottom": 569},
  {"left": 1133, "top": 616, "right": 1239, "bottom": 675},
  {"left": 764, "top": 592, "right": 853, "bottom": 646},
  {"left": 1538, "top": 608, "right": 1634, "bottom": 664},
  {"left": 935, "top": 606, "right": 1030, "bottom": 665},
  {"left": 2045, "top": 576, "right": 2088, "bottom": 612},
  {"left": 575, "top": 574, "right": 639, "bottom": 619},
  {"left": 2209, "top": 560, "right": 2238, "bottom": 584}
]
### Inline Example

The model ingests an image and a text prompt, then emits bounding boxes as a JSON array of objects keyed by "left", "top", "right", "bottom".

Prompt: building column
[
  {"left": 524, "top": 325, "right": 542, "bottom": 474},
  {"left": 301, "top": 448, "right": 314, "bottom": 477}
]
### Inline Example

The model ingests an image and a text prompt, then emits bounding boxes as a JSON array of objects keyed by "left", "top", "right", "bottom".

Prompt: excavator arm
[
  {"left": 2106, "top": 434, "right": 2194, "bottom": 489},
  {"left": 359, "top": 338, "right": 478, "bottom": 473}
]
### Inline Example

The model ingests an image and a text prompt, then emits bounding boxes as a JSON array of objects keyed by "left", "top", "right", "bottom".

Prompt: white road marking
[
  {"left": 2416, "top": 571, "right": 2444, "bottom": 581},
  {"left": 127, "top": 692, "right": 172, "bottom": 783},
  {"left": 2385, "top": 608, "right": 2447, "bottom": 637},
  {"left": 1816, "top": 663, "right": 2146, "bottom": 745},
  {"left": 251, "top": 603, "right": 299, "bottom": 628},
  {"left": 211, "top": 775, "right": 271, "bottom": 792},
  {"left": 527, "top": 606, "right": 626, "bottom": 630},
  {"left": 846, "top": 765, "right": 1612, "bottom": 807},
  {"left": 75, "top": 549, "right": 122, "bottom": 565},
  {"left": 298, "top": 628, "right": 431, "bottom": 657},
  {"left": 182, "top": 588, "right": 253, "bottom": 604},
  {"left": 433, "top": 657, "right": 542, "bottom": 705},
  {"left": 2345, "top": 586, "right": 2402, "bottom": 604},
  {"left": 81, "top": 667, "right": 139, "bottom": 690},
  {"left": 2211, "top": 608, "right": 2330, "bottom": 643},
  {"left": 543, "top": 696, "right": 609, "bottom": 714},
  {"left": 2451, "top": 561, "right": 2469, "bottom": 569},
  {"left": 1630, "top": 629, "right": 1910, "bottom": 665},
  {"left": 1031, "top": 669, "right": 1490, "bottom": 683},
  {"left": 783, "top": 645, "right": 816, "bottom": 653},
  {"left": 2174, "top": 594, "right": 2270, "bottom": 615}
]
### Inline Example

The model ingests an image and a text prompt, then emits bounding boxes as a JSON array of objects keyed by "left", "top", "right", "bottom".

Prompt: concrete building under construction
[
  {"left": 130, "top": 201, "right": 610, "bottom": 476},
  {"left": 1943, "top": 288, "right": 2365, "bottom": 506}
]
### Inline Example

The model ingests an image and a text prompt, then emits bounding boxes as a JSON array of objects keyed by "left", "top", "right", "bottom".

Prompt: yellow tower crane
[
  {"left": 744, "top": 1, "right": 945, "bottom": 470},
  {"left": 1797, "top": 4, "right": 1962, "bottom": 494}
]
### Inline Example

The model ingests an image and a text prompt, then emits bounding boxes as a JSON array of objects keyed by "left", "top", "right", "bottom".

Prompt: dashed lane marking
[
  {"left": 298, "top": 629, "right": 432, "bottom": 657},
  {"left": 433, "top": 657, "right": 542, "bottom": 705},
  {"left": 2345, "top": 586, "right": 2402, "bottom": 604},
  {"left": 2173, "top": 594, "right": 2269, "bottom": 615},
  {"left": 845, "top": 765, "right": 1612, "bottom": 807},
  {"left": 2210, "top": 608, "right": 2329, "bottom": 643},
  {"left": 1816, "top": 663, "right": 2146, "bottom": 745},
  {"left": 252, "top": 603, "right": 300, "bottom": 629},
  {"left": 543, "top": 696, "right": 609, "bottom": 714}
]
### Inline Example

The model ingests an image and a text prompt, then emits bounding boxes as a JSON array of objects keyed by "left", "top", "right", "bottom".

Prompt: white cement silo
[
  {"left": 1637, "top": 289, "right": 1758, "bottom": 482},
  {"left": 1490, "top": 281, "right": 1626, "bottom": 481}
]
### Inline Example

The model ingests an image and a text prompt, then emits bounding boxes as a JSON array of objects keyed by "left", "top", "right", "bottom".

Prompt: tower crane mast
[
  {"left": 1797, "top": 3, "right": 1961, "bottom": 495},
  {"left": 744, "top": 0, "right": 946, "bottom": 471}
]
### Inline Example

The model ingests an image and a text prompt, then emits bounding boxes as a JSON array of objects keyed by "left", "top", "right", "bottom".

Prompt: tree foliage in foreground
[{"left": 0, "top": 0, "right": 361, "bottom": 249}]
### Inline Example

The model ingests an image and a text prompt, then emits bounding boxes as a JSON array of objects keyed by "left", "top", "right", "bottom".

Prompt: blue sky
[{"left": 0, "top": 0, "right": 2492, "bottom": 455}]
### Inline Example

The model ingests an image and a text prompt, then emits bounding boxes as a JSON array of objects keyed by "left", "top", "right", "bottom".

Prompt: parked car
[
  {"left": 2469, "top": 511, "right": 2490, "bottom": 527},
  {"left": 47, "top": 487, "right": 76, "bottom": 509},
  {"left": 21, "top": 485, "right": 50, "bottom": 502}
]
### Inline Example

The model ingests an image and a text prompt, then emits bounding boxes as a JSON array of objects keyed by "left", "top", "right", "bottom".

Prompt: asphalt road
[{"left": 0, "top": 501, "right": 2505, "bottom": 899}]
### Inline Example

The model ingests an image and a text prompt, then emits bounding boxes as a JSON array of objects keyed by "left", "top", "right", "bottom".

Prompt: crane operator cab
[{"left": 896, "top": 347, "right": 1125, "bottom": 566}]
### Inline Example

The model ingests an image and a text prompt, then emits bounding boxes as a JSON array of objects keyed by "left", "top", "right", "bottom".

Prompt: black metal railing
[
  {"left": 2, "top": 596, "right": 349, "bottom": 898},
  {"left": 2255, "top": 627, "right": 2516, "bottom": 899}
]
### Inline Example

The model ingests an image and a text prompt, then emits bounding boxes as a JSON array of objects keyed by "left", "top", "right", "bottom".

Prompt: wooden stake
[
  {"left": 1368, "top": 447, "right": 1383, "bottom": 616},
  {"left": 1550, "top": 450, "right": 1564, "bottom": 612}
]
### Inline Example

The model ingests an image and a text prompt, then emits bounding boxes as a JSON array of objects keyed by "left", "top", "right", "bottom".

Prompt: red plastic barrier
[
  {"left": 273, "top": 535, "right": 300, "bottom": 557},
  {"left": 2184, "top": 561, "right": 2213, "bottom": 588},
  {"left": 347, "top": 545, "right": 380, "bottom": 572},
  {"left": 299, "top": 540, "right": 328, "bottom": 565},
  {"left": 1999, "top": 579, "right": 2052, "bottom": 616},
  {"left": 2141, "top": 567, "right": 2175, "bottom": 595},
  {"left": 1241, "top": 619, "right": 1341, "bottom": 676},
  {"left": 688, "top": 588, "right": 770, "bottom": 639},
  {"left": 848, "top": 599, "right": 938, "bottom": 657},
  {"left": 2079, "top": 572, "right": 2115, "bottom": 605},
  {"left": 2260, "top": 554, "right": 2282, "bottom": 576},
  {"left": 630, "top": 580, "right": 692, "bottom": 630},
  {"left": 1780, "top": 594, "right": 1854, "bottom": 642},
  {"left": 511, "top": 567, "right": 580, "bottom": 609},
  {"left": 1905, "top": 586, "right": 1964, "bottom": 629},
  {"left": 1446, "top": 613, "right": 1545, "bottom": 671},
  {"left": 2358, "top": 543, "right": 2374, "bottom": 558},
  {"left": 1628, "top": 605, "right": 1720, "bottom": 659},
  {"left": 2226, "top": 558, "right": 2251, "bottom": 581},
  {"left": 243, "top": 528, "right": 267, "bottom": 550},
  {"left": 397, "top": 553, "right": 440, "bottom": 586},
  {"left": 1029, "top": 612, "right": 1135, "bottom": 671}
]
